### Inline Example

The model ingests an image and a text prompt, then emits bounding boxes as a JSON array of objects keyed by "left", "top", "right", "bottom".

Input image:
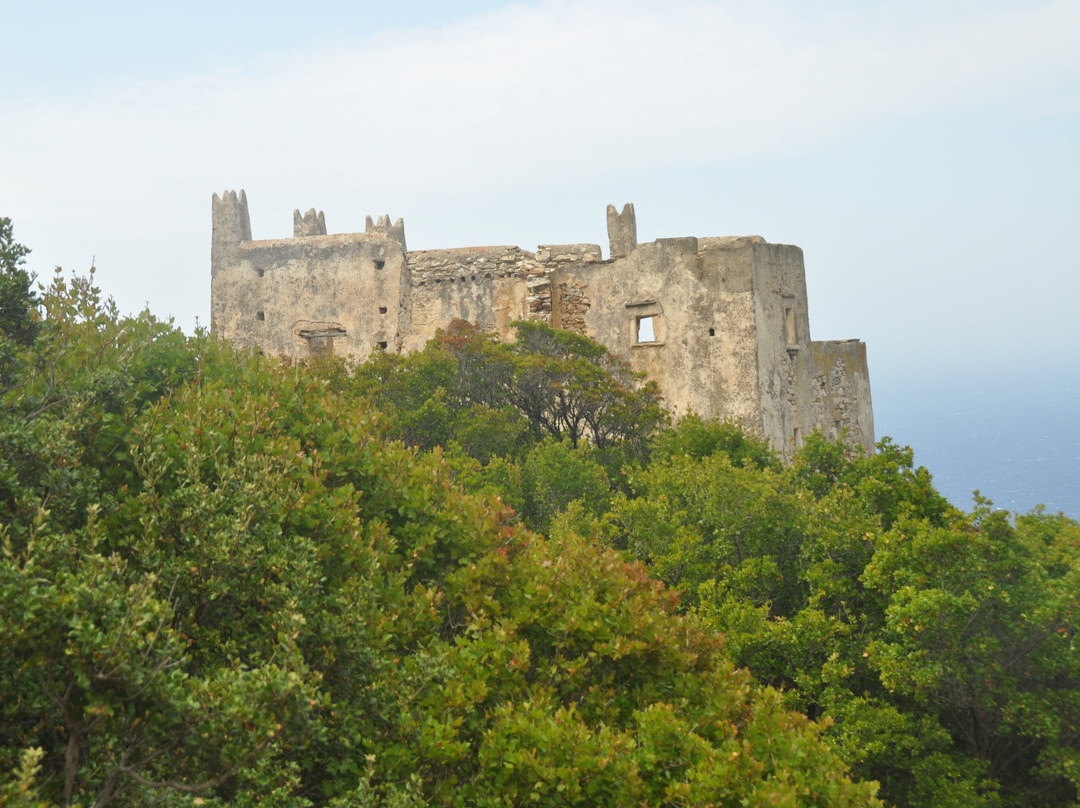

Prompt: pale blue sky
[{"left": 3, "top": 0, "right": 1079, "bottom": 512}]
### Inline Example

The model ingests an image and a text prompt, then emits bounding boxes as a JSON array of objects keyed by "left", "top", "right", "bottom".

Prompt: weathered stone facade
[{"left": 211, "top": 190, "right": 874, "bottom": 460}]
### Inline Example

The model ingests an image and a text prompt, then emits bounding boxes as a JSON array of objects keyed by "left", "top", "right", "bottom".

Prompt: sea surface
[{"left": 873, "top": 368, "right": 1080, "bottom": 521}]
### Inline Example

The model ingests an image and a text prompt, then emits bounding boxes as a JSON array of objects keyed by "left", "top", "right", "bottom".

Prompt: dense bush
[
  {"left": 0, "top": 263, "right": 879, "bottom": 806},
  {"left": 4, "top": 222, "right": 1075, "bottom": 806}
]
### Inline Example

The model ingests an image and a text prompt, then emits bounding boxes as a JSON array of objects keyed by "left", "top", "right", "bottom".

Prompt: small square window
[
  {"left": 256, "top": 311, "right": 265, "bottom": 321},
  {"left": 379, "top": 306, "right": 387, "bottom": 314}
]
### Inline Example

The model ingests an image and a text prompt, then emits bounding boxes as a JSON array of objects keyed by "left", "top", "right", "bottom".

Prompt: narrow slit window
[
  {"left": 784, "top": 306, "right": 796, "bottom": 345},
  {"left": 637, "top": 316, "right": 656, "bottom": 343}
]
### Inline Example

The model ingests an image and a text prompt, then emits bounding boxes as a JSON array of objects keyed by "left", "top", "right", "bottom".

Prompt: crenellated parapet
[
  {"left": 606, "top": 203, "right": 637, "bottom": 259},
  {"left": 293, "top": 208, "right": 327, "bottom": 237},
  {"left": 212, "top": 190, "right": 251, "bottom": 248},
  {"left": 365, "top": 214, "right": 406, "bottom": 250}
]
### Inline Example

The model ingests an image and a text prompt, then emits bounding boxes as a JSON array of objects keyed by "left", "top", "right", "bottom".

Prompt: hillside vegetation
[{"left": 1, "top": 226, "right": 1077, "bottom": 807}]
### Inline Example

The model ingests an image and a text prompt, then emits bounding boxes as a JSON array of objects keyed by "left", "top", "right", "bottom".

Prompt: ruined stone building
[{"left": 211, "top": 190, "right": 874, "bottom": 460}]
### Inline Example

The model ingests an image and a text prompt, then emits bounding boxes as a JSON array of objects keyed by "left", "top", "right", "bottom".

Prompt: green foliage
[
  {"left": 1, "top": 511, "right": 315, "bottom": 807},
  {"left": 346, "top": 319, "right": 666, "bottom": 466},
  {"left": 857, "top": 505, "right": 1080, "bottom": 806},
  {"left": 0, "top": 268, "right": 194, "bottom": 539},
  {"left": 602, "top": 452, "right": 804, "bottom": 612},
  {"left": 346, "top": 326, "right": 529, "bottom": 460},
  {"left": 652, "top": 413, "right": 780, "bottom": 471},
  {"left": 425, "top": 527, "right": 878, "bottom": 807},
  {"left": 10, "top": 245, "right": 1075, "bottom": 807},
  {"left": 689, "top": 437, "right": 1080, "bottom": 807},
  {"left": 791, "top": 432, "right": 953, "bottom": 528},
  {"left": 508, "top": 320, "right": 667, "bottom": 455},
  {"left": 0, "top": 271, "right": 315, "bottom": 806},
  {"left": 516, "top": 438, "right": 612, "bottom": 535},
  {"left": 0, "top": 219, "right": 40, "bottom": 392},
  {"left": 0, "top": 269, "right": 878, "bottom": 806},
  {"left": 0, "top": 218, "right": 37, "bottom": 349},
  {"left": 342, "top": 316, "right": 1080, "bottom": 808}
]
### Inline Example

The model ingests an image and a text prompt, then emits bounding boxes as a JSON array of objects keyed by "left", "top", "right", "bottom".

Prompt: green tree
[
  {"left": 692, "top": 435, "right": 1080, "bottom": 807},
  {"left": 601, "top": 451, "right": 804, "bottom": 612},
  {"left": 509, "top": 320, "right": 666, "bottom": 457},
  {"left": 0, "top": 217, "right": 37, "bottom": 347},
  {"left": 0, "top": 272, "right": 313, "bottom": 806},
  {"left": 856, "top": 505, "right": 1080, "bottom": 806},
  {"left": 0, "top": 268, "right": 193, "bottom": 539},
  {"left": 790, "top": 432, "right": 953, "bottom": 529},
  {"left": 516, "top": 438, "right": 611, "bottom": 534},
  {"left": 651, "top": 413, "right": 780, "bottom": 471},
  {"left": 0, "top": 270, "right": 881, "bottom": 807}
]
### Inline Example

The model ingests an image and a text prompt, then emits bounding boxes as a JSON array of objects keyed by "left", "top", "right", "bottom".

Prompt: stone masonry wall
[
  {"left": 795, "top": 340, "right": 874, "bottom": 455},
  {"left": 402, "top": 243, "right": 603, "bottom": 349},
  {"left": 211, "top": 190, "right": 874, "bottom": 459}
]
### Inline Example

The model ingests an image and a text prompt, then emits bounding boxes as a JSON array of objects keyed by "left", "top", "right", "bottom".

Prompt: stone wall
[
  {"left": 793, "top": 340, "right": 875, "bottom": 456},
  {"left": 211, "top": 232, "right": 408, "bottom": 360},
  {"left": 550, "top": 237, "right": 766, "bottom": 436},
  {"left": 404, "top": 247, "right": 533, "bottom": 351},
  {"left": 748, "top": 241, "right": 812, "bottom": 461},
  {"left": 400, "top": 243, "right": 605, "bottom": 349},
  {"left": 210, "top": 190, "right": 875, "bottom": 459}
]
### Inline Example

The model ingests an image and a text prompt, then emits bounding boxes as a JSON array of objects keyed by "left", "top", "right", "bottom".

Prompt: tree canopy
[
  {"left": 0, "top": 261, "right": 880, "bottom": 806},
  {"left": 0, "top": 217, "right": 36, "bottom": 347},
  {"left": 2, "top": 223, "right": 1076, "bottom": 807}
]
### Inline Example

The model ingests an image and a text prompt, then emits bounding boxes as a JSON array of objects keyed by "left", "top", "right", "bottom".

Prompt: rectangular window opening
[
  {"left": 374, "top": 260, "right": 386, "bottom": 270},
  {"left": 256, "top": 311, "right": 265, "bottom": 321},
  {"left": 299, "top": 326, "right": 347, "bottom": 358},
  {"left": 308, "top": 336, "right": 331, "bottom": 355},
  {"left": 784, "top": 306, "right": 796, "bottom": 345},
  {"left": 637, "top": 315, "right": 656, "bottom": 343},
  {"left": 379, "top": 306, "right": 388, "bottom": 314}
]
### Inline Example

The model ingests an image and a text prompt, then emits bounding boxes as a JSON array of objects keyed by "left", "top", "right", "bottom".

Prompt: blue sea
[{"left": 873, "top": 367, "right": 1080, "bottom": 521}]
